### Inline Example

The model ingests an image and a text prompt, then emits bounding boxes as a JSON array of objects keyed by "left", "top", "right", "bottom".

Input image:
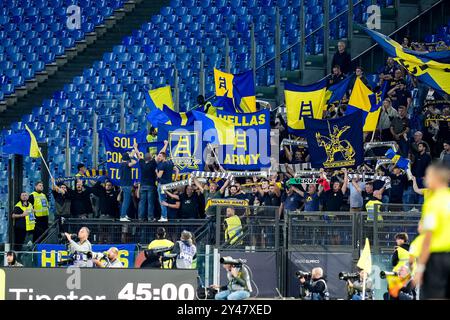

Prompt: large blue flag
[
  {"left": 157, "top": 125, "right": 205, "bottom": 173},
  {"left": 304, "top": 110, "right": 365, "bottom": 169},
  {"left": 3, "top": 125, "right": 40, "bottom": 158},
  {"left": 100, "top": 129, "right": 147, "bottom": 185},
  {"left": 363, "top": 27, "right": 450, "bottom": 95},
  {"left": 216, "top": 109, "right": 271, "bottom": 170}
]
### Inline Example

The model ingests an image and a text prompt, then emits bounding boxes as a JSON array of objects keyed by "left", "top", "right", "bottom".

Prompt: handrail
[
  {"left": 255, "top": 0, "right": 366, "bottom": 72},
  {"left": 189, "top": 0, "right": 366, "bottom": 110}
]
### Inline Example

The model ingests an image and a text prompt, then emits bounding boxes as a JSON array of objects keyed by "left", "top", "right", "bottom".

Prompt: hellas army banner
[
  {"left": 100, "top": 129, "right": 147, "bottom": 184},
  {"left": 216, "top": 109, "right": 271, "bottom": 170},
  {"left": 157, "top": 125, "right": 205, "bottom": 173}
]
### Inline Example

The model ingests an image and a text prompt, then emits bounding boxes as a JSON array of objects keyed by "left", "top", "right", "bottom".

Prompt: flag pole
[
  {"left": 207, "top": 143, "right": 225, "bottom": 173},
  {"left": 37, "top": 147, "right": 55, "bottom": 186},
  {"left": 361, "top": 271, "right": 367, "bottom": 301}
]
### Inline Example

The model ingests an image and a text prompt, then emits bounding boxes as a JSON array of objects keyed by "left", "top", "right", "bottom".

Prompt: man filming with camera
[
  {"left": 342, "top": 270, "right": 374, "bottom": 300},
  {"left": 64, "top": 227, "right": 92, "bottom": 268},
  {"left": 298, "top": 267, "right": 329, "bottom": 300},
  {"left": 92, "top": 247, "right": 124, "bottom": 268},
  {"left": 211, "top": 256, "right": 252, "bottom": 300}
]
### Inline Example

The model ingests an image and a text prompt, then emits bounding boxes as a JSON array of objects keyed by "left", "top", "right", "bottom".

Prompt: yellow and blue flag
[
  {"left": 346, "top": 78, "right": 388, "bottom": 132},
  {"left": 326, "top": 76, "right": 352, "bottom": 104},
  {"left": 285, "top": 79, "right": 327, "bottom": 135},
  {"left": 145, "top": 106, "right": 194, "bottom": 127},
  {"left": 3, "top": 124, "right": 40, "bottom": 158},
  {"left": 145, "top": 85, "right": 174, "bottom": 110},
  {"left": 214, "top": 68, "right": 256, "bottom": 113},
  {"left": 191, "top": 110, "right": 235, "bottom": 145},
  {"left": 385, "top": 148, "right": 410, "bottom": 170},
  {"left": 363, "top": 27, "right": 450, "bottom": 95},
  {"left": 304, "top": 110, "right": 364, "bottom": 169}
]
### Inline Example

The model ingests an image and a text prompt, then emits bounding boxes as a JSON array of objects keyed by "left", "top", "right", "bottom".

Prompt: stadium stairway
[
  {"left": 257, "top": 0, "right": 445, "bottom": 103},
  {"left": 0, "top": 0, "right": 170, "bottom": 129}
]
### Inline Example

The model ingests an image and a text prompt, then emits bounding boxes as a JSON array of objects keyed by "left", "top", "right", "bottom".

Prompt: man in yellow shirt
[{"left": 415, "top": 162, "right": 450, "bottom": 299}]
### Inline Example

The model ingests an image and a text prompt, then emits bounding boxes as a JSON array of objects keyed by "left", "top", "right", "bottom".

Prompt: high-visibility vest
[
  {"left": 365, "top": 200, "right": 383, "bottom": 221},
  {"left": 15, "top": 201, "right": 36, "bottom": 231},
  {"left": 148, "top": 239, "right": 174, "bottom": 269},
  {"left": 224, "top": 215, "right": 243, "bottom": 245},
  {"left": 30, "top": 191, "right": 49, "bottom": 217},
  {"left": 393, "top": 246, "right": 410, "bottom": 272}
]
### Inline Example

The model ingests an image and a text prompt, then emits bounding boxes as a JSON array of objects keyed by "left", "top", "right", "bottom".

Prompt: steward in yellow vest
[
  {"left": 392, "top": 232, "right": 410, "bottom": 272},
  {"left": 365, "top": 199, "right": 383, "bottom": 221},
  {"left": 29, "top": 181, "right": 49, "bottom": 243},
  {"left": 224, "top": 207, "right": 243, "bottom": 245},
  {"left": 147, "top": 227, "right": 174, "bottom": 269},
  {"left": 11, "top": 192, "right": 36, "bottom": 251}
]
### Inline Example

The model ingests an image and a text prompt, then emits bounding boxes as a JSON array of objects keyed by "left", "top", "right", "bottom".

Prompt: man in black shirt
[
  {"left": 388, "top": 167, "right": 408, "bottom": 209},
  {"left": 92, "top": 179, "right": 120, "bottom": 219},
  {"left": 331, "top": 41, "right": 352, "bottom": 75},
  {"left": 166, "top": 185, "right": 201, "bottom": 219},
  {"left": 138, "top": 152, "right": 158, "bottom": 221},
  {"left": 51, "top": 181, "right": 71, "bottom": 218},
  {"left": 411, "top": 142, "right": 432, "bottom": 187},
  {"left": 67, "top": 180, "right": 93, "bottom": 218},
  {"left": 388, "top": 81, "right": 412, "bottom": 110},
  {"left": 328, "top": 65, "right": 345, "bottom": 86},
  {"left": 161, "top": 189, "right": 180, "bottom": 220},
  {"left": 322, "top": 168, "right": 349, "bottom": 212}
]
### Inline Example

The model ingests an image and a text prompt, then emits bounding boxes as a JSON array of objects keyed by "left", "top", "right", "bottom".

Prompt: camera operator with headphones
[
  {"left": 298, "top": 267, "right": 329, "bottom": 300},
  {"left": 64, "top": 227, "right": 92, "bottom": 268},
  {"left": 211, "top": 256, "right": 252, "bottom": 300},
  {"left": 343, "top": 269, "right": 374, "bottom": 300}
]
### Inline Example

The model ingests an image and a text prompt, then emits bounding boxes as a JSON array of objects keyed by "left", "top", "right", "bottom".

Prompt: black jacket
[
  {"left": 67, "top": 187, "right": 93, "bottom": 217},
  {"left": 331, "top": 51, "right": 352, "bottom": 75},
  {"left": 92, "top": 182, "right": 120, "bottom": 218}
]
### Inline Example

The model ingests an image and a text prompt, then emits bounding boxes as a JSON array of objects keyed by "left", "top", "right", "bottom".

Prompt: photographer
[
  {"left": 64, "top": 227, "right": 92, "bottom": 268},
  {"left": 92, "top": 247, "right": 124, "bottom": 268},
  {"left": 299, "top": 267, "right": 329, "bottom": 300},
  {"left": 165, "top": 230, "right": 197, "bottom": 269},
  {"left": 345, "top": 270, "right": 374, "bottom": 300},
  {"left": 211, "top": 257, "right": 252, "bottom": 300},
  {"left": 383, "top": 266, "right": 416, "bottom": 300}
]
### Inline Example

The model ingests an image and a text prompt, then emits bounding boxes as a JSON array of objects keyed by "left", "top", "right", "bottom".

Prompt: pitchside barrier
[{"left": 2, "top": 204, "right": 422, "bottom": 299}]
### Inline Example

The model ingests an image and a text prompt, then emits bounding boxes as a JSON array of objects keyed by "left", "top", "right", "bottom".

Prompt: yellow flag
[
  {"left": 357, "top": 238, "right": 372, "bottom": 273},
  {"left": 147, "top": 85, "right": 174, "bottom": 110},
  {"left": 25, "top": 124, "right": 40, "bottom": 158},
  {"left": 285, "top": 80, "right": 327, "bottom": 133}
]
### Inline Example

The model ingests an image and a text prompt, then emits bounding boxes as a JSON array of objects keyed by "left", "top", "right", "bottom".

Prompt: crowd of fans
[{"left": 10, "top": 36, "right": 449, "bottom": 251}]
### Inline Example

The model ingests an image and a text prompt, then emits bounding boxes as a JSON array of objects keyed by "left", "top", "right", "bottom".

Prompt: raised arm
[
  {"left": 284, "top": 145, "right": 293, "bottom": 163},
  {"left": 165, "top": 190, "right": 180, "bottom": 200},
  {"left": 411, "top": 176, "right": 424, "bottom": 195},
  {"left": 341, "top": 168, "right": 349, "bottom": 194},
  {"left": 192, "top": 177, "right": 205, "bottom": 193},
  {"left": 219, "top": 179, "right": 230, "bottom": 194}
]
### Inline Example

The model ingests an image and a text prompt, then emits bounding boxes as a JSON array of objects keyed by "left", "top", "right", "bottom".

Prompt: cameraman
[
  {"left": 383, "top": 266, "right": 416, "bottom": 300},
  {"left": 299, "top": 267, "right": 329, "bottom": 300},
  {"left": 64, "top": 227, "right": 92, "bottom": 267},
  {"left": 346, "top": 270, "right": 374, "bottom": 300},
  {"left": 92, "top": 247, "right": 124, "bottom": 268},
  {"left": 211, "top": 257, "right": 252, "bottom": 300}
]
